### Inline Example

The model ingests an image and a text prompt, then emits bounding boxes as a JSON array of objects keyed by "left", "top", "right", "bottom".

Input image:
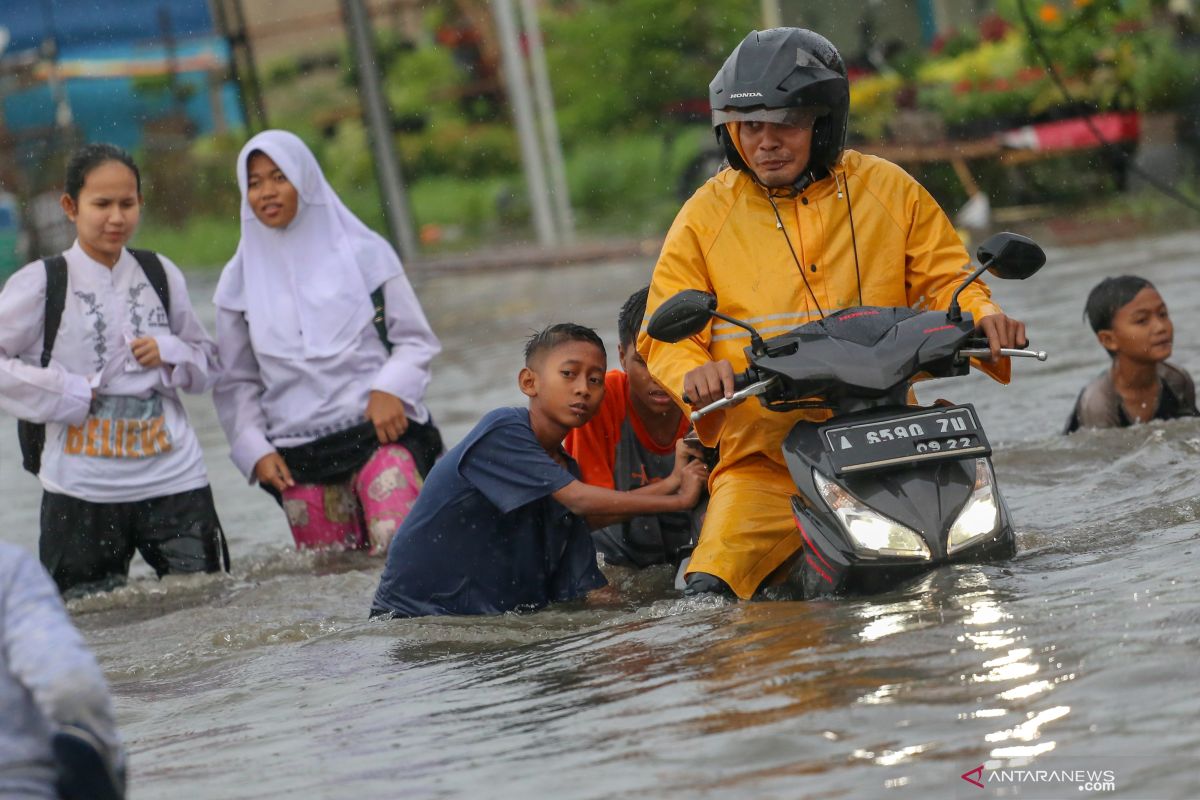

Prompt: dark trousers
[{"left": 40, "top": 485, "right": 228, "bottom": 596}]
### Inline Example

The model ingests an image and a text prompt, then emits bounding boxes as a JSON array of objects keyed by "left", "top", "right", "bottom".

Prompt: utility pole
[
  {"left": 340, "top": 0, "right": 418, "bottom": 261},
  {"left": 39, "top": 0, "right": 72, "bottom": 130},
  {"left": 518, "top": 0, "right": 574, "bottom": 242},
  {"left": 492, "top": 0, "right": 558, "bottom": 247},
  {"left": 208, "top": 0, "right": 268, "bottom": 131}
]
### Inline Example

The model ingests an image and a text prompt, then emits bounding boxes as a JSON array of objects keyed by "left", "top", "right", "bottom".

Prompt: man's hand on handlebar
[
  {"left": 682, "top": 360, "right": 737, "bottom": 407},
  {"left": 975, "top": 313, "right": 1028, "bottom": 361}
]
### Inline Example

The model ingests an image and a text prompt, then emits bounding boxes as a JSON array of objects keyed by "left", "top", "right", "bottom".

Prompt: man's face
[{"left": 737, "top": 119, "right": 815, "bottom": 188}]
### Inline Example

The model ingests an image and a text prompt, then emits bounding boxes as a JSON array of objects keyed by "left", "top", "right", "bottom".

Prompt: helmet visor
[{"left": 711, "top": 105, "right": 828, "bottom": 128}]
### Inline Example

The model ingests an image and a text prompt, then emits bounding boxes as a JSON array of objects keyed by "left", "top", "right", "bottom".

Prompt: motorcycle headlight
[
  {"left": 947, "top": 459, "right": 1000, "bottom": 554},
  {"left": 813, "top": 470, "right": 931, "bottom": 560}
]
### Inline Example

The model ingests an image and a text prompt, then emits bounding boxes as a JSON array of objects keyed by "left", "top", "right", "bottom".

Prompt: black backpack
[{"left": 17, "top": 249, "right": 170, "bottom": 474}]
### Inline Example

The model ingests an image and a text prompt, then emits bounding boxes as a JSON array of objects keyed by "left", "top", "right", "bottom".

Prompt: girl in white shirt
[
  {"left": 212, "top": 130, "right": 441, "bottom": 555},
  {"left": 0, "top": 144, "right": 226, "bottom": 596}
]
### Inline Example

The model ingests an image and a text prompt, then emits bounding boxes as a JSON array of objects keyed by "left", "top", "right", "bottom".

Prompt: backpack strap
[
  {"left": 40, "top": 255, "right": 69, "bottom": 367},
  {"left": 19, "top": 255, "right": 69, "bottom": 474},
  {"left": 370, "top": 286, "right": 391, "bottom": 354},
  {"left": 128, "top": 248, "right": 171, "bottom": 319}
]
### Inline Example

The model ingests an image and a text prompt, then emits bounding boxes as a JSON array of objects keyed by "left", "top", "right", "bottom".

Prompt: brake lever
[
  {"left": 958, "top": 347, "right": 1048, "bottom": 361},
  {"left": 689, "top": 377, "right": 779, "bottom": 422}
]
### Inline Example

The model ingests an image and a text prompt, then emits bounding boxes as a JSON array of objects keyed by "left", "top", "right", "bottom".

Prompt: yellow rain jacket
[{"left": 638, "top": 148, "right": 1010, "bottom": 598}]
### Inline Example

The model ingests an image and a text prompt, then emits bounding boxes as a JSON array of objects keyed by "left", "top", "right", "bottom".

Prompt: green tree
[{"left": 543, "top": 0, "right": 757, "bottom": 144}]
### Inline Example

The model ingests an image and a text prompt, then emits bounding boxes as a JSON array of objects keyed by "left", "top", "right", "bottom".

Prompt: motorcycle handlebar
[
  {"left": 682, "top": 368, "right": 756, "bottom": 406},
  {"left": 959, "top": 336, "right": 1047, "bottom": 361},
  {"left": 959, "top": 347, "right": 1048, "bottom": 362},
  {"left": 687, "top": 374, "right": 778, "bottom": 422}
]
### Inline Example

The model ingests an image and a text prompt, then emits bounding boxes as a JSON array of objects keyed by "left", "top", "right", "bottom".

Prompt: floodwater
[{"left": 2, "top": 231, "right": 1199, "bottom": 799}]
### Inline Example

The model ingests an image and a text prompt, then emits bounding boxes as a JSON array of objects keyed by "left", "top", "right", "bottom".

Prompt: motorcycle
[{"left": 646, "top": 232, "right": 1047, "bottom": 599}]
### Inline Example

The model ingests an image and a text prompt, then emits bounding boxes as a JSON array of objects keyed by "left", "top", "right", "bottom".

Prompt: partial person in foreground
[
  {"left": 639, "top": 28, "right": 1028, "bottom": 600},
  {"left": 0, "top": 144, "right": 226, "bottom": 596},
  {"left": 1065, "top": 275, "right": 1196, "bottom": 432},
  {"left": 565, "top": 287, "right": 707, "bottom": 569},
  {"left": 371, "top": 324, "right": 707, "bottom": 619},
  {"left": 0, "top": 542, "right": 125, "bottom": 800},
  {"left": 213, "top": 130, "right": 442, "bottom": 555}
]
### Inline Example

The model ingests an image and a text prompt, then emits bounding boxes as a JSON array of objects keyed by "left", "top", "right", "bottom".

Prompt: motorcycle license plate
[{"left": 820, "top": 404, "right": 991, "bottom": 475}]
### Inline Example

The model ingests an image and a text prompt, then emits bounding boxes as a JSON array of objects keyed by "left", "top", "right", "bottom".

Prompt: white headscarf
[{"left": 214, "top": 129, "right": 402, "bottom": 359}]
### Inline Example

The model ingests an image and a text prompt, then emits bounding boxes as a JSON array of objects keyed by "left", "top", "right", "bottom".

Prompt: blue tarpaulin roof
[
  {"left": 1, "top": 0, "right": 216, "bottom": 55},
  {"left": 0, "top": 1, "right": 241, "bottom": 155}
]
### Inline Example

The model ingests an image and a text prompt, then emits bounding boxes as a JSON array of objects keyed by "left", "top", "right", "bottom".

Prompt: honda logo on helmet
[{"left": 729, "top": 92, "right": 764, "bottom": 99}]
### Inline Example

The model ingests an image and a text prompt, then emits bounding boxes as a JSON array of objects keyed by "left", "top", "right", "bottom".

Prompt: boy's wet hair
[
  {"left": 524, "top": 323, "right": 606, "bottom": 366},
  {"left": 1084, "top": 275, "right": 1155, "bottom": 333},
  {"left": 65, "top": 143, "right": 141, "bottom": 201},
  {"left": 1085, "top": 275, "right": 1156, "bottom": 358},
  {"left": 617, "top": 286, "right": 649, "bottom": 350}
]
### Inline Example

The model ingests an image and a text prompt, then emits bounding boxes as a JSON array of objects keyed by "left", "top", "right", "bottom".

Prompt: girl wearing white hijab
[{"left": 213, "top": 130, "right": 441, "bottom": 554}]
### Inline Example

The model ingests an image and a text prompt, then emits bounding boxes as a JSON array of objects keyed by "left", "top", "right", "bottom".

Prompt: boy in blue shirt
[
  {"left": 565, "top": 287, "right": 706, "bottom": 569},
  {"left": 371, "top": 324, "right": 707, "bottom": 618}
]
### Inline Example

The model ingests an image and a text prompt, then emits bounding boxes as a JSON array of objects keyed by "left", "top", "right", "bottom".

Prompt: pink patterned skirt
[{"left": 279, "top": 444, "right": 422, "bottom": 554}]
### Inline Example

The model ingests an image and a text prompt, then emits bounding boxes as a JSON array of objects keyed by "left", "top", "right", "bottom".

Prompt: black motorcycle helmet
[{"left": 710, "top": 28, "right": 850, "bottom": 191}]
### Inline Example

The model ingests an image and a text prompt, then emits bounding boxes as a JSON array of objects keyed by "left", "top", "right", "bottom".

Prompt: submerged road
[{"left": 1, "top": 229, "right": 1198, "bottom": 798}]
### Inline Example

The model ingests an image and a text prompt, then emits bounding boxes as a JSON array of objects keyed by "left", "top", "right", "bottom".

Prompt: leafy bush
[
  {"left": 849, "top": 73, "right": 905, "bottom": 141},
  {"left": 542, "top": 0, "right": 756, "bottom": 145},
  {"left": 862, "top": 1, "right": 1198, "bottom": 137},
  {"left": 385, "top": 45, "right": 462, "bottom": 118},
  {"left": 321, "top": 119, "right": 376, "bottom": 199},
  {"left": 397, "top": 118, "right": 519, "bottom": 181},
  {"left": 565, "top": 132, "right": 701, "bottom": 232},
  {"left": 993, "top": 0, "right": 1196, "bottom": 113},
  {"left": 186, "top": 132, "right": 247, "bottom": 217},
  {"left": 133, "top": 215, "right": 240, "bottom": 270},
  {"left": 409, "top": 175, "right": 510, "bottom": 238},
  {"left": 1127, "top": 30, "right": 1200, "bottom": 112}
]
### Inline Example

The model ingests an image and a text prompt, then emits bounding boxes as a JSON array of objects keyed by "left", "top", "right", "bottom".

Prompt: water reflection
[
  {"left": 931, "top": 568, "right": 1078, "bottom": 767},
  {"left": 2, "top": 236, "right": 1198, "bottom": 797},
  {"left": 985, "top": 705, "right": 1071, "bottom": 744}
]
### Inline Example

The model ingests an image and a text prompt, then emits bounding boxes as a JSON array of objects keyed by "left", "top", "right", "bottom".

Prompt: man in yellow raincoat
[{"left": 638, "top": 28, "right": 1028, "bottom": 599}]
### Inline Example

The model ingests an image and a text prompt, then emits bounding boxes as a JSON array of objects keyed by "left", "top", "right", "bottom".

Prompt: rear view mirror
[
  {"left": 646, "top": 290, "right": 717, "bottom": 343},
  {"left": 977, "top": 232, "right": 1045, "bottom": 280}
]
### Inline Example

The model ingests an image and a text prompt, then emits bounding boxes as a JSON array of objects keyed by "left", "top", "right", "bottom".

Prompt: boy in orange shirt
[{"left": 565, "top": 287, "right": 706, "bottom": 568}]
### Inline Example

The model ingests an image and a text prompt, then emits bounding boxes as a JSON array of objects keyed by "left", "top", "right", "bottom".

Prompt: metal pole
[
  {"left": 39, "top": 0, "right": 72, "bottom": 129},
  {"left": 208, "top": 0, "right": 268, "bottom": 131},
  {"left": 230, "top": 0, "right": 268, "bottom": 129},
  {"left": 518, "top": 0, "right": 574, "bottom": 242},
  {"left": 158, "top": 7, "right": 186, "bottom": 117},
  {"left": 340, "top": 0, "right": 418, "bottom": 261},
  {"left": 492, "top": 0, "right": 558, "bottom": 246},
  {"left": 761, "top": 0, "right": 782, "bottom": 29}
]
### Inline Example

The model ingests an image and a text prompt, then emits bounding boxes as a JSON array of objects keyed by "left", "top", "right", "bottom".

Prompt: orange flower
[{"left": 1039, "top": 3, "right": 1062, "bottom": 22}]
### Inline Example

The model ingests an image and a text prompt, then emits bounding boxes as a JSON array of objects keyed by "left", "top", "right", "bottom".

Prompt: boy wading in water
[
  {"left": 371, "top": 324, "right": 707, "bottom": 618},
  {"left": 565, "top": 287, "right": 707, "bottom": 569},
  {"left": 1066, "top": 276, "right": 1197, "bottom": 432}
]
